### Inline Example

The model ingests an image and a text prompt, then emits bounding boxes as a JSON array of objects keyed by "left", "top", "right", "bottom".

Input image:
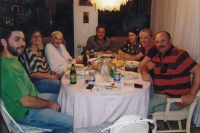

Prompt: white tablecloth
[{"left": 58, "top": 73, "right": 151, "bottom": 128}]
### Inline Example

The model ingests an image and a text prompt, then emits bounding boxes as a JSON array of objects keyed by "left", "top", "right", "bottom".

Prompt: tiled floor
[{"left": 1, "top": 114, "right": 200, "bottom": 133}]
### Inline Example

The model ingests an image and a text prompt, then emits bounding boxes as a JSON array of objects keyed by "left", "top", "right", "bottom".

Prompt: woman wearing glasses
[{"left": 19, "top": 28, "right": 60, "bottom": 94}]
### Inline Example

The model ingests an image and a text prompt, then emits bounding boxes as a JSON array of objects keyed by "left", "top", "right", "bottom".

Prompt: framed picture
[
  {"left": 79, "top": 0, "right": 92, "bottom": 6},
  {"left": 83, "top": 12, "right": 89, "bottom": 23}
]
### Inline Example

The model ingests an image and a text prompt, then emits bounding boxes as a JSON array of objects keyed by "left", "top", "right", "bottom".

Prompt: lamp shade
[{"left": 90, "top": 0, "right": 130, "bottom": 11}]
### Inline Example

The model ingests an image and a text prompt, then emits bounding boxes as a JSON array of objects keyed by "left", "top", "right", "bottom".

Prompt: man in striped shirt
[{"left": 140, "top": 31, "right": 200, "bottom": 116}]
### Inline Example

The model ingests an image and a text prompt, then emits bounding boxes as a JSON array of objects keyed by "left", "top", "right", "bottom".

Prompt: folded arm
[
  {"left": 18, "top": 94, "right": 60, "bottom": 111},
  {"left": 140, "top": 61, "right": 155, "bottom": 81},
  {"left": 181, "top": 64, "right": 200, "bottom": 105},
  {"left": 30, "top": 72, "right": 58, "bottom": 79}
]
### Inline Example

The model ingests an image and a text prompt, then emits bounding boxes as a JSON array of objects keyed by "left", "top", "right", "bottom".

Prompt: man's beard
[{"left": 7, "top": 43, "right": 25, "bottom": 56}]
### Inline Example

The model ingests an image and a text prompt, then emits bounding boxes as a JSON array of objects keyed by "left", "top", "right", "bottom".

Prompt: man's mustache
[
  {"left": 158, "top": 45, "right": 165, "bottom": 49},
  {"left": 17, "top": 46, "right": 25, "bottom": 49}
]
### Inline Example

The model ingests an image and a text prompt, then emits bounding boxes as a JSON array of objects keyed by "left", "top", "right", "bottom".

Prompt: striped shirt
[
  {"left": 19, "top": 49, "right": 50, "bottom": 75},
  {"left": 152, "top": 45, "right": 197, "bottom": 98}
]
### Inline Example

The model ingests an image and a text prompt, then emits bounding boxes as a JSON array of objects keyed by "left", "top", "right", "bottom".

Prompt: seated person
[
  {"left": 140, "top": 31, "right": 200, "bottom": 116},
  {"left": 0, "top": 27, "right": 73, "bottom": 133},
  {"left": 85, "top": 25, "right": 112, "bottom": 54},
  {"left": 19, "top": 28, "right": 61, "bottom": 94},
  {"left": 45, "top": 31, "right": 73, "bottom": 75},
  {"left": 121, "top": 28, "right": 158, "bottom": 64},
  {"left": 118, "top": 29, "right": 142, "bottom": 61}
]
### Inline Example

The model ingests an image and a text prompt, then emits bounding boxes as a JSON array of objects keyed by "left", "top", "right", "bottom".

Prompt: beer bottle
[
  {"left": 83, "top": 51, "right": 88, "bottom": 66},
  {"left": 70, "top": 64, "right": 77, "bottom": 84}
]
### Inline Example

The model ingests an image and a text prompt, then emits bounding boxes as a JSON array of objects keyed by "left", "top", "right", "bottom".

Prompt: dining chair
[
  {"left": 152, "top": 90, "right": 200, "bottom": 133},
  {"left": 175, "top": 45, "right": 188, "bottom": 52},
  {"left": 193, "top": 53, "right": 200, "bottom": 127},
  {"left": 0, "top": 98, "right": 53, "bottom": 133}
]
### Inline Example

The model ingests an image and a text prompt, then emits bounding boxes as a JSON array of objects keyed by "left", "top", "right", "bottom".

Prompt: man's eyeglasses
[{"left": 32, "top": 35, "right": 42, "bottom": 38}]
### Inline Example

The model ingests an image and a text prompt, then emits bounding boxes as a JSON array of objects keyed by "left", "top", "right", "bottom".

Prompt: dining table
[{"left": 57, "top": 67, "right": 151, "bottom": 128}]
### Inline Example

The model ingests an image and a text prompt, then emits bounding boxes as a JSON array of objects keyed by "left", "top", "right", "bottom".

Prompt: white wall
[{"left": 73, "top": 0, "right": 98, "bottom": 57}]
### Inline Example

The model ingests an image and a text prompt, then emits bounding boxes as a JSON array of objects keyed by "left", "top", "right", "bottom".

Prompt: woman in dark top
[
  {"left": 19, "top": 28, "right": 61, "bottom": 94},
  {"left": 118, "top": 29, "right": 142, "bottom": 61}
]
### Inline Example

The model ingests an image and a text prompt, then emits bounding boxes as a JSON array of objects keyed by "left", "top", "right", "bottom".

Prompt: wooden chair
[
  {"left": 0, "top": 98, "right": 53, "bottom": 133},
  {"left": 153, "top": 91, "right": 200, "bottom": 133},
  {"left": 175, "top": 45, "right": 188, "bottom": 52}
]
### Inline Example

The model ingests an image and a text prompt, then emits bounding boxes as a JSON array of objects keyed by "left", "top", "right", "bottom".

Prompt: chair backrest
[
  {"left": 110, "top": 37, "right": 127, "bottom": 52},
  {"left": 175, "top": 45, "right": 188, "bottom": 52},
  {"left": 197, "top": 54, "right": 200, "bottom": 64},
  {"left": 101, "top": 114, "right": 157, "bottom": 133},
  {"left": 0, "top": 98, "right": 53, "bottom": 133},
  {"left": 0, "top": 98, "right": 24, "bottom": 133}
]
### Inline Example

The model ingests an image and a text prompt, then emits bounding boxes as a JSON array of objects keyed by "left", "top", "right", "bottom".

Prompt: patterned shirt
[
  {"left": 152, "top": 45, "right": 197, "bottom": 98},
  {"left": 19, "top": 49, "right": 50, "bottom": 76},
  {"left": 120, "top": 41, "right": 142, "bottom": 55}
]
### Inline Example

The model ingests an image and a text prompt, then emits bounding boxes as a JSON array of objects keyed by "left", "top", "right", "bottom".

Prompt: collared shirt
[
  {"left": 85, "top": 35, "right": 111, "bottom": 51},
  {"left": 152, "top": 45, "right": 197, "bottom": 98}
]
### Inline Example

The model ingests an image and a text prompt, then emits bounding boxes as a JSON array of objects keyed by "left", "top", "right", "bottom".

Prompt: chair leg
[
  {"left": 178, "top": 120, "right": 182, "bottom": 129},
  {"left": 166, "top": 121, "right": 171, "bottom": 130}
]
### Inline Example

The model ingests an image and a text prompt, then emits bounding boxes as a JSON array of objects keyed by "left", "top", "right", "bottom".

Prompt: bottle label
[
  {"left": 89, "top": 76, "right": 95, "bottom": 83},
  {"left": 70, "top": 74, "right": 77, "bottom": 83}
]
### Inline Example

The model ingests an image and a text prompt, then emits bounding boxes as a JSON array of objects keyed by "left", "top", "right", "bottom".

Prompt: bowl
[{"left": 125, "top": 66, "right": 138, "bottom": 72}]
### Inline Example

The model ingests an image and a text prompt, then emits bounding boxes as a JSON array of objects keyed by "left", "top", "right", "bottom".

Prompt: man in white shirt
[{"left": 45, "top": 31, "right": 73, "bottom": 75}]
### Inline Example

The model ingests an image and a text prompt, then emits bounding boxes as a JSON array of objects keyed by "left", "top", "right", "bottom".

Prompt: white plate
[
  {"left": 67, "top": 64, "right": 84, "bottom": 70},
  {"left": 125, "top": 61, "right": 139, "bottom": 67},
  {"left": 64, "top": 70, "right": 84, "bottom": 79},
  {"left": 121, "top": 71, "right": 138, "bottom": 79},
  {"left": 102, "top": 54, "right": 113, "bottom": 57},
  {"left": 88, "top": 58, "right": 99, "bottom": 62}
]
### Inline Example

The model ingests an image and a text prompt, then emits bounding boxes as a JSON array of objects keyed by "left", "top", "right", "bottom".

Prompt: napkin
[
  {"left": 96, "top": 85, "right": 121, "bottom": 95},
  {"left": 120, "top": 81, "right": 135, "bottom": 93}
]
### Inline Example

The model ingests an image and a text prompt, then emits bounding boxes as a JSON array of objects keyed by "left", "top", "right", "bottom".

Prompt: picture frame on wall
[
  {"left": 83, "top": 12, "right": 89, "bottom": 23},
  {"left": 79, "top": 0, "right": 92, "bottom": 6}
]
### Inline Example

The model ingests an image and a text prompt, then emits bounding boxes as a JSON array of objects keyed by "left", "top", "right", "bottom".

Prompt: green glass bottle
[{"left": 70, "top": 64, "right": 77, "bottom": 84}]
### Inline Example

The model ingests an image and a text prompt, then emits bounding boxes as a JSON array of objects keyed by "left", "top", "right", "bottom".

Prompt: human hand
[
  {"left": 181, "top": 94, "right": 195, "bottom": 106},
  {"left": 50, "top": 74, "right": 58, "bottom": 79},
  {"left": 49, "top": 102, "right": 60, "bottom": 111},
  {"left": 86, "top": 50, "right": 90, "bottom": 55},
  {"left": 141, "top": 72, "right": 151, "bottom": 81},
  {"left": 106, "top": 50, "right": 112, "bottom": 54}
]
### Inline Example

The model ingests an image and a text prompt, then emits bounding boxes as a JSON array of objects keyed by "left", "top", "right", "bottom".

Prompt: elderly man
[
  {"left": 85, "top": 25, "right": 112, "bottom": 54},
  {"left": 45, "top": 31, "right": 73, "bottom": 75},
  {"left": 140, "top": 31, "right": 200, "bottom": 116},
  {"left": 0, "top": 27, "right": 73, "bottom": 132}
]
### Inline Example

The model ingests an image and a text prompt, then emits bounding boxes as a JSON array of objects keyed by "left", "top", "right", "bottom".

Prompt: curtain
[{"left": 150, "top": 0, "right": 200, "bottom": 60}]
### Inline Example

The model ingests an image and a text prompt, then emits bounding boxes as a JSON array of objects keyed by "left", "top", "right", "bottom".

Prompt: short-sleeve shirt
[
  {"left": 0, "top": 57, "right": 39, "bottom": 120},
  {"left": 141, "top": 45, "right": 159, "bottom": 58},
  {"left": 152, "top": 45, "right": 197, "bottom": 98},
  {"left": 120, "top": 41, "right": 142, "bottom": 55}
]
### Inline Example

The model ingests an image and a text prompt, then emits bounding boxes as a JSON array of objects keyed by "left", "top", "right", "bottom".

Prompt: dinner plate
[
  {"left": 66, "top": 64, "right": 84, "bottom": 70},
  {"left": 64, "top": 70, "right": 84, "bottom": 79},
  {"left": 121, "top": 71, "right": 138, "bottom": 79},
  {"left": 125, "top": 61, "right": 139, "bottom": 67},
  {"left": 101, "top": 54, "right": 113, "bottom": 57}
]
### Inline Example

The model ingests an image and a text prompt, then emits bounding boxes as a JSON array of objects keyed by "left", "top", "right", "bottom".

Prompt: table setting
[{"left": 58, "top": 52, "right": 151, "bottom": 128}]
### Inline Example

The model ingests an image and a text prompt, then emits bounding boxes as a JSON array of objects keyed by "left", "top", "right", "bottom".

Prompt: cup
[
  {"left": 89, "top": 70, "right": 95, "bottom": 84},
  {"left": 114, "top": 72, "right": 121, "bottom": 82},
  {"left": 84, "top": 69, "right": 89, "bottom": 83}
]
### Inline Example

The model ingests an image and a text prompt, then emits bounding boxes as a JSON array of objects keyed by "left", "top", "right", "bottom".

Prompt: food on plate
[
  {"left": 67, "top": 64, "right": 84, "bottom": 69},
  {"left": 121, "top": 71, "right": 137, "bottom": 78},
  {"left": 75, "top": 55, "right": 83, "bottom": 64},
  {"left": 111, "top": 59, "right": 125, "bottom": 67}
]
